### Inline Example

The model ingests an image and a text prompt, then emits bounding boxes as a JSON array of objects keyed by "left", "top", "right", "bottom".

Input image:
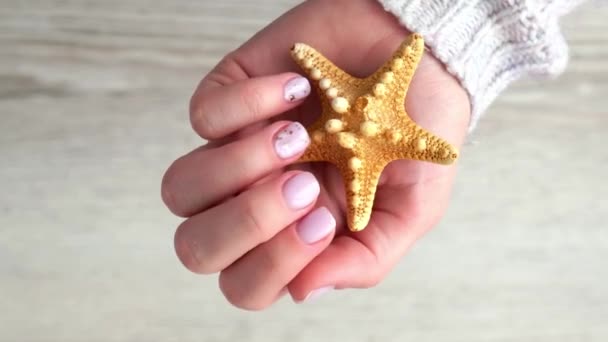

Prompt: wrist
[
  {"left": 376, "top": 0, "right": 573, "bottom": 132},
  {"left": 305, "top": 0, "right": 471, "bottom": 143},
  {"left": 349, "top": 0, "right": 472, "bottom": 143}
]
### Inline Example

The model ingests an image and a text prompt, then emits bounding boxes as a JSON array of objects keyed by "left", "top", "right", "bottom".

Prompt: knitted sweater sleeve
[{"left": 376, "top": 0, "right": 586, "bottom": 132}]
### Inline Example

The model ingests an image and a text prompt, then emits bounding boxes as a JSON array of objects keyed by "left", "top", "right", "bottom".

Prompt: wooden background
[{"left": 1, "top": 1, "right": 606, "bottom": 341}]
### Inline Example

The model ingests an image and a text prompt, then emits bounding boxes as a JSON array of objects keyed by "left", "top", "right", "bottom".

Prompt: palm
[{"left": 205, "top": 0, "right": 470, "bottom": 292}]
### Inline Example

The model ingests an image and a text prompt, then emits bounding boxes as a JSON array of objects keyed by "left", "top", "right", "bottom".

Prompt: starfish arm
[
  {"left": 387, "top": 120, "right": 459, "bottom": 165},
  {"left": 290, "top": 33, "right": 459, "bottom": 232},
  {"left": 291, "top": 43, "right": 363, "bottom": 109},
  {"left": 341, "top": 162, "right": 382, "bottom": 232},
  {"left": 366, "top": 34, "right": 425, "bottom": 109}
]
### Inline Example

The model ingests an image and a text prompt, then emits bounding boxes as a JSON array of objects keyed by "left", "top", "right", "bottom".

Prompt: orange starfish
[{"left": 290, "top": 33, "right": 459, "bottom": 232}]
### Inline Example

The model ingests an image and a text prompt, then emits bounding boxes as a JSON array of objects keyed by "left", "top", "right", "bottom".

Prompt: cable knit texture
[{"left": 376, "top": 0, "right": 586, "bottom": 132}]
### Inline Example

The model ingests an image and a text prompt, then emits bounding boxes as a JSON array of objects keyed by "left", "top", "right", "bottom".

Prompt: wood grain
[{"left": 0, "top": 1, "right": 606, "bottom": 341}]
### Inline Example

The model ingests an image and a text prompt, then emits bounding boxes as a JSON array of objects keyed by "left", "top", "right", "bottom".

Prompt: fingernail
[
  {"left": 274, "top": 122, "right": 310, "bottom": 159},
  {"left": 282, "top": 172, "right": 320, "bottom": 210},
  {"left": 284, "top": 76, "right": 311, "bottom": 102},
  {"left": 298, "top": 286, "right": 334, "bottom": 303},
  {"left": 296, "top": 207, "right": 335, "bottom": 244}
]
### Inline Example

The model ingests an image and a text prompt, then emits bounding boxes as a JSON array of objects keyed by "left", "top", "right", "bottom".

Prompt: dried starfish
[{"left": 289, "top": 33, "right": 459, "bottom": 232}]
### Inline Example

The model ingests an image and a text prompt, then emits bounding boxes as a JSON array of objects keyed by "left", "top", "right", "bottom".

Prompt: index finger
[{"left": 190, "top": 72, "right": 311, "bottom": 140}]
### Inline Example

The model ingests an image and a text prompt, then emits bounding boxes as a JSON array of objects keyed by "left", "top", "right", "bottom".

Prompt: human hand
[{"left": 161, "top": 0, "right": 471, "bottom": 310}]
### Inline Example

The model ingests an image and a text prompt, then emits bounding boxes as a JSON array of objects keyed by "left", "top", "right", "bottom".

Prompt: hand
[{"left": 161, "top": 0, "right": 470, "bottom": 310}]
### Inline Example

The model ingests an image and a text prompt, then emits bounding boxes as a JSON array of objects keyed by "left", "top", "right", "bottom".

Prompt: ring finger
[
  {"left": 219, "top": 206, "right": 337, "bottom": 311},
  {"left": 173, "top": 170, "right": 321, "bottom": 275},
  {"left": 162, "top": 120, "right": 311, "bottom": 217}
]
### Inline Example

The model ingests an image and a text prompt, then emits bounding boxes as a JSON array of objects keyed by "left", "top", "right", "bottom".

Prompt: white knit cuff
[{"left": 377, "top": 0, "right": 581, "bottom": 132}]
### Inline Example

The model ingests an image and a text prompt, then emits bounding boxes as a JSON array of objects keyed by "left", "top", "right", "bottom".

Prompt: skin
[{"left": 161, "top": 0, "right": 471, "bottom": 311}]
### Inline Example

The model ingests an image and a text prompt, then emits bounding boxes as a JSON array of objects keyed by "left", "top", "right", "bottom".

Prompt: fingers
[
  {"left": 162, "top": 120, "right": 311, "bottom": 217},
  {"left": 286, "top": 209, "right": 420, "bottom": 303},
  {"left": 219, "top": 207, "right": 336, "bottom": 311},
  {"left": 286, "top": 179, "right": 451, "bottom": 303},
  {"left": 190, "top": 73, "right": 311, "bottom": 140},
  {"left": 173, "top": 171, "right": 321, "bottom": 275},
  {"left": 222, "top": 0, "right": 406, "bottom": 78}
]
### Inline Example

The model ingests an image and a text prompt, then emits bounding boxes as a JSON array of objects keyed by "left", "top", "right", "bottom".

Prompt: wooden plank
[{"left": 0, "top": 1, "right": 606, "bottom": 341}]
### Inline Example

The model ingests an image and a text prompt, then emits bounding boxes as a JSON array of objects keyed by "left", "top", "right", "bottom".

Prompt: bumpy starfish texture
[{"left": 290, "top": 33, "right": 459, "bottom": 232}]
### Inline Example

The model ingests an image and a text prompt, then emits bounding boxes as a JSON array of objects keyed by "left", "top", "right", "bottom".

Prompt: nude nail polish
[
  {"left": 282, "top": 172, "right": 320, "bottom": 210},
  {"left": 304, "top": 286, "right": 334, "bottom": 302},
  {"left": 295, "top": 286, "right": 334, "bottom": 304},
  {"left": 284, "top": 76, "right": 311, "bottom": 102},
  {"left": 296, "top": 207, "right": 336, "bottom": 244},
  {"left": 274, "top": 122, "right": 310, "bottom": 159}
]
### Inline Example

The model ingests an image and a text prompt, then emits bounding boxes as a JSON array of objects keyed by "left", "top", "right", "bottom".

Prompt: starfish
[{"left": 289, "top": 33, "right": 459, "bottom": 232}]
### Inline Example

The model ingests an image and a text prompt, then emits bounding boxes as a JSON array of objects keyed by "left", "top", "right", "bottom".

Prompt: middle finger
[
  {"left": 174, "top": 170, "right": 321, "bottom": 274},
  {"left": 162, "top": 120, "right": 310, "bottom": 217}
]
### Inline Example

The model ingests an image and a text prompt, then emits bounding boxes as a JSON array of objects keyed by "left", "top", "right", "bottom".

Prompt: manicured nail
[
  {"left": 274, "top": 122, "right": 310, "bottom": 159},
  {"left": 296, "top": 207, "right": 335, "bottom": 244},
  {"left": 299, "top": 286, "right": 334, "bottom": 303},
  {"left": 282, "top": 172, "right": 320, "bottom": 210},
  {"left": 284, "top": 76, "right": 311, "bottom": 102}
]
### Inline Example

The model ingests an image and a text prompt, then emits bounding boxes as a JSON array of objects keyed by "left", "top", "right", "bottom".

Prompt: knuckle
[
  {"left": 240, "top": 83, "right": 265, "bottom": 123},
  {"left": 219, "top": 272, "right": 269, "bottom": 311},
  {"left": 174, "top": 223, "right": 217, "bottom": 275},
  {"left": 218, "top": 273, "right": 244, "bottom": 308},
  {"left": 222, "top": 247, "right": 278, "bottom": 311},
  {"left": 190, "top": 92, "right": 222, "bottom": 140},
  {"left": 241, "top": 198, "right": 269, "bottom": 241},
  {"left": 189, "top": 51, "right": 251, "bottom": 140},
  {"left": 256, "top": 248, "right": 281, "bottom": 280},
  {"left": 161, "top": 164, "right": 180, "bottom": 215},
  {"left": 160, "top": 160, "right": 189, "bottom": 217},
  {"left": 173, "top": 224, "right": 200, "bottom": 273}
]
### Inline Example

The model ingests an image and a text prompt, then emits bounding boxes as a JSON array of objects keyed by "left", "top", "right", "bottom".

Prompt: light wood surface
[{"left": 0, "top": 1, "right": 606, "bottom": 341}]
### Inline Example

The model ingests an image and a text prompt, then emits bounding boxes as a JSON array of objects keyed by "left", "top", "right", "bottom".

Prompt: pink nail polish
[
  {"left": 296, "top": 207, "right": 336, "bottom": 244},
  {"left": 274, "top": 122, "right": 310, "bottom": 159},
  {"left": 282, "top": 172, "right": 320, "bottom": 210},
  {"left": 298, "top": 286, "right": 334, "bottom": 303},
  {"left": 284, "top": 76, "right": 311, "bottom": 102}
]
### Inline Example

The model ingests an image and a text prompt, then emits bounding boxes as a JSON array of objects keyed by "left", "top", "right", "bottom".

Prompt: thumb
[{"left": 287, "top": 210, "right": 419, "bottom": 302}]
